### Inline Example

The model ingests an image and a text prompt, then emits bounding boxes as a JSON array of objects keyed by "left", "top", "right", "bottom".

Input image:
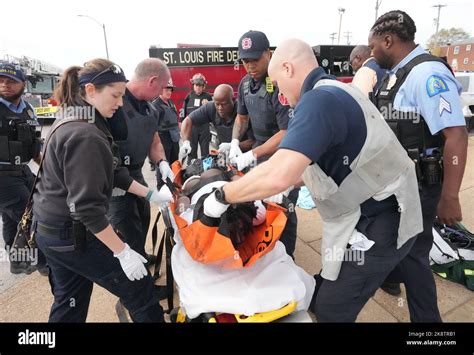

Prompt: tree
[{"left": 427, "top": 28, "right": 470, "bottom": 55}]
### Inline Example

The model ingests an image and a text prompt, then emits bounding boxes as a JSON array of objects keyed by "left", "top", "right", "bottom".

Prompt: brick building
[{"left": 440, "top": 37, "right": 474, "bottom": 72}]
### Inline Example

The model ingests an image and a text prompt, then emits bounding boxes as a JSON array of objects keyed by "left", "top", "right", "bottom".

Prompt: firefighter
[
  {"left": 349, "top": 45, "right": 387, "bottom": 97},
  {"left": 229, "top": 30, "right": 299, "bottom": 257},
  {"left": 152, "top": 79, "right": 180, "bottom": 166},
  {"left": 107, "top": 58, "right": 175, "bottom": 263},
  {"left": 202, "top": 38, "right": 424, "bottom": 322},
  {"left": 370, "top": 10, "right": 468, "bottom": 321},
  {"left": 33, "top": 59, "right": 168, "bottom": 322},
  {"left": 0, "top": 62, "right": 47, "bottom": 275},
  {"left": 179, "top": 84, "right": 255, "bottom": 160},
  {"left": 183, "top": 73, "right": 213, "bottom": 159}
]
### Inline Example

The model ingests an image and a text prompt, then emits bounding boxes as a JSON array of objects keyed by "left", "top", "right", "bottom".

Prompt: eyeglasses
[{"left": 88, "top": 64, "right": 124, "bottom": 83}]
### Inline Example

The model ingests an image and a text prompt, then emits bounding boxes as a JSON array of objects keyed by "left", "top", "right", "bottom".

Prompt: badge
[
  {"left": 241, "top": 38, "right": 252, "bottom": 50},
  {"left": 426, "top": 75, "right": 449, "bottom": 97},
  {"left": 386, "top": 74, "right": 397, "bottom": 90},
  {"left": 194, "top": 99, "right": 201, "bottom": 107},
  {"left": 265, "top": 77, "right": 274, "bottom": 93},
  {"left": 439, "top": 95, "right": 452, "bottom": 116}
]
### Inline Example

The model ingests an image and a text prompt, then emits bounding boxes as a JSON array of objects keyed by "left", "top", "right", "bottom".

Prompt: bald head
[
  {"left": 349, "top": 45, "right": 372, "bottom": 72},
  {"left": 133, "top": 58, "right": 169, "bottom": 81},
  {"left": 128, "top": 58, "right": 170, "bottom": 101},
  {"left": 213, "top": 84, "right": 234, "bottom": 102},
  {"left": 268, "top": 39, "right": 318, "bottom": 107},
  {"left": 213, "top": 84, "right": 235, "bottom": 118}
]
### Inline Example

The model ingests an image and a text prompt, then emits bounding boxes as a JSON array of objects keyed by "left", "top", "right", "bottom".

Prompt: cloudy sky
[{"left": 1, "top": 0, "right": 472, "bottom": 77}]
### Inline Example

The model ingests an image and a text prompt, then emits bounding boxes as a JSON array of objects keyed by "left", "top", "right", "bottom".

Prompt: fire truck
[
  {"left": 2, "top": 54, "right": 61, "bottom": 124},
  {"left": 149, "top": 44, "right": 355, "bottom": 118}
]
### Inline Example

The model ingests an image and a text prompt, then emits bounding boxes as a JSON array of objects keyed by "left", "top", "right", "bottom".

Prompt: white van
[{"left": 454, "top": 72, "right": 474, "bottom": 131}]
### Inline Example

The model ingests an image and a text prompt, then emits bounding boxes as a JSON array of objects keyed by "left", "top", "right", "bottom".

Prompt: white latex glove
[
  {"left": 147, "top": 185, "right": 173, "bottom": 207},
  {"left": 218, "top": 142, "right": 232, "bottom": 153},
  {"left": 228, "top": 139, "right": 242, "bottom": 161},
  {"left": 253, "top": 200, "right": 267, "bottom": 226},
  {"left": 159, "top": 160, "right": 175, "bottom": 183},
  {"left": 264, "top": 185, "right": 294, "bottom": 204},
  {"left": 231, "top": 150, "right": 256, "bottom": 171},
  {"left": 178, "top": 140, "right": 192, "bottom": 161},
  {"left": 203, "top": 190, "right": 230, "bottom": 218},
  {"left": 114, "top": 243, "right": 148, "bottom": 281}
]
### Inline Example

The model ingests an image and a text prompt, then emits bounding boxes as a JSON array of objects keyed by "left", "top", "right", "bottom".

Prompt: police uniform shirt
[
  {"left": 387, "top": 45, "right": 465, "bottom": 134},
  {"left": 237, "top": 75, "right": 291, "bottom": 131},
  {"left": 279, "top": 67, "right": 397, "bottom": 216},
  {"left": 189, "top": 101, "right": 238, "bottom": 143}
]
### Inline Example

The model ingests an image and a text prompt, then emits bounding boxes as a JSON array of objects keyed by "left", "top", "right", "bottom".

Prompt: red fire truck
[{"left": 149, "top": 44, "right": 355, "bottom": 118}]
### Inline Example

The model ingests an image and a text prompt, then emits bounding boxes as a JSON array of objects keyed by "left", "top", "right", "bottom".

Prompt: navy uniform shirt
[
  {"left": 237, "top": 74, "right": 291, "bottom": 131},
  {"left": 279, "top": 67, "right": 397, "bottom": 216},
  {"left": 190, "top": 101, "right": 254, "bottom": 143}
]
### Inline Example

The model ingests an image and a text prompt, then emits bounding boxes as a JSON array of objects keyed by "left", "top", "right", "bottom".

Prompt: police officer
[
  {"left": 152, "top": 79, "right": 180, "bottom": 164},
  {"left": 33, "top": 59, "right": 170, "bottom": 322},
  {"left": 370, "top": 10, "right": 468, "bottom": 321},
  {"left": 0, "top": 62, "right": 45, "bottom": 275},
  {"left": 179, "top": 84, "right": 255, "bottom": 160},
  {"left": 349, "top": 45, "right": 387, "bottom": 97},
  {"left": 229, "top": 30, "right": 299, "bottom": 257},
  {"left": 184, "top": 73, "right": 213, "bottom": 159},
  {"left": 202, "top": 39, "right": 423, "bottom": 322},
  {"left": 107, "top": 59, "right": 175, "bottom": 263}
]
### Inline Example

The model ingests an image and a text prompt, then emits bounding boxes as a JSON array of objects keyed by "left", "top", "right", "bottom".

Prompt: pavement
[{"left": 0, "top": 132, "right": 473, "bottom": 323}]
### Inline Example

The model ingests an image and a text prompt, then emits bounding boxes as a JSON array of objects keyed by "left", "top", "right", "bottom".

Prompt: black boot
[
  {"left": 10, "top": 261, "right": 37, "bottom": 275},
  {"left": 380, "top": 281, "right": 401, "bottom": 296}
]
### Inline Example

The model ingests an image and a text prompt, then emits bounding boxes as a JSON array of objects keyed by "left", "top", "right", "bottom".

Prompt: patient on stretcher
[{"left": 170, "top": 168, "right": 315, "bottom": 320}]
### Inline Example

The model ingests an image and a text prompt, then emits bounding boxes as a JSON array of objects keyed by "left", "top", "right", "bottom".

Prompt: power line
[
  {"left": 433, "top": 4, "right": 447, "bottom": 46},
  {"left": 344, "top": 31, "right": 352, "bottom": 45},
  {"left": 329, "top": 32, "right": 337, "bottom": 45},
  {"left": 375, "top": 0, "right": 382, "bottom": 21}
]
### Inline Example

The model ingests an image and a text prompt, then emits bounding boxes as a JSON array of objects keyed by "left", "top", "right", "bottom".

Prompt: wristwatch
[{"left": 214, "top": 186, "right": 229, "bottom": 205}]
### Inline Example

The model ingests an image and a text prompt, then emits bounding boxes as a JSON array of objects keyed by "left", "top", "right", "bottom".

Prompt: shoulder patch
[
  {"left": 278, "top": 93, "right": 289, "bottom": 106},
  {"left": 426, "top": 75, "right": 449, "bottom": 97}
]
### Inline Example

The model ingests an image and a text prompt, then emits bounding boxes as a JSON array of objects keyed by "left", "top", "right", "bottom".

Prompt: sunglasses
[{"left": 88, "top": 64, "right": 124, "bottom": 83}]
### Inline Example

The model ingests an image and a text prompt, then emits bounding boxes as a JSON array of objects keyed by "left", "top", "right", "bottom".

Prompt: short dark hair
[{"left": 371, "top": 10, "right": 417, "bottom": 42}]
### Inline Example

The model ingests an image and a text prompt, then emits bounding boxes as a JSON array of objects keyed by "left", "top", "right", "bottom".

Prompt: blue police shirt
[
  {"left": 279, "top": 67, "right": 397, "bottom": 216},
  {"left": 389, "top": 45, "right": 465, "bottom": 134},
  {"left": 0, "top": 97, "right": 38, "bottom": 125}
]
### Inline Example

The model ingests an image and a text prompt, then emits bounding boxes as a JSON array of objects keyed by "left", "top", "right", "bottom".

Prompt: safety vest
[
  {"left": 0, "top": 102, "right": 40, "bottom": 169},
  {"left": 241, "top": 76, "right": 279, "bottom": 145},
  {"left": 374, "top": 54, "right": 450, "bottom": 151},
  {"left": 115, "top": 98, "right": 157, "bottom": 174},
  {"left": 153, "top": 98, "right": 180, "bottom": 143},
  {"left": 169, "top": 160, "right": 287, "bottom": 268},
  {"left": 302, "top": 79, "right": 423, "bottom": 281}
]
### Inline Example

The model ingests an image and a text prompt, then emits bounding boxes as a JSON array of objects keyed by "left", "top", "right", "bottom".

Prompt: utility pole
[
  {"left": 375, "top": 0, "right": 382, "bottom": 21},
  {"left": 344, "top": 31, "right": 352, "bottom": 45},
  {"left": 433, "top": 4, "right": 447, "bottom": 46},
  {"left": 329, "top": 32, "right": 337, "bottom": 45},
  {"left": 337, "top": 8, "right": 345, "bottom": 45}
]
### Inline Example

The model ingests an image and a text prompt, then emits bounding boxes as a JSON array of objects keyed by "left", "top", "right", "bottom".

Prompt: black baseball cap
[{"left": 238, "top": 31, "right": 270, "bottom": 60}]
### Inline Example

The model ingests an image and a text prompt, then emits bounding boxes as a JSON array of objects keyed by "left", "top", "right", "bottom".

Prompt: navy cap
[
  {"left": 0, "top": 62, "right": 26, "bottom": 82},
  {"left": 238, "top": 31, "right": 270, "bottom": 60}
]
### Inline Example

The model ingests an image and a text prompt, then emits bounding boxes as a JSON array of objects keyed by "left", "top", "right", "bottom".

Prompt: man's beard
[
  {"left": 376, "top": 52, "right": 393, "bottom": 70},
  {"left": 0, "top": 89, "right": 24, "bottom": 103}
]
